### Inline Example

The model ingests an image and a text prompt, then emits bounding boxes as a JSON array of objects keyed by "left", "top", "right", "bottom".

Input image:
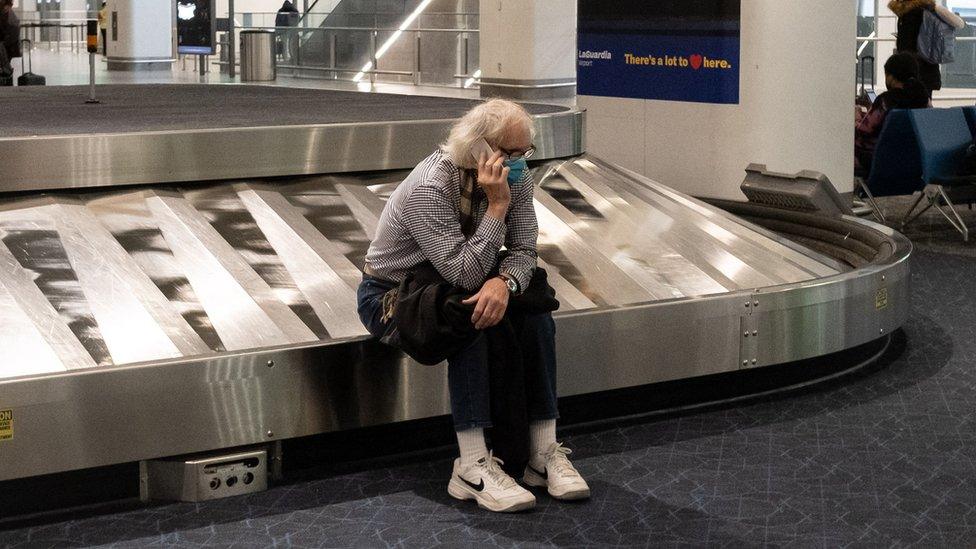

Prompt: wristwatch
[{"left": 498, "top": 273, "right": 519, "bottom": 295}]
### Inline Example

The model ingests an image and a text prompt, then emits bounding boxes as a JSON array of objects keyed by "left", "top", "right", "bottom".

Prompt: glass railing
[
  {"left": 228, "top": 9, "right": 480, "bottom": 88},
  {"left": 16, "top": 9, "right": 95, "bottom": 51}
]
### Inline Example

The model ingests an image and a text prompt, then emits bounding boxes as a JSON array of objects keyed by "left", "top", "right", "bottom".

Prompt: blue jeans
[{"left": 357, "top": 276, "right": 559, "bottom": 431}]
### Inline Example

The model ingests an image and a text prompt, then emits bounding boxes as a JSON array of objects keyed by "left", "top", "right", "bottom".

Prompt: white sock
[
  {"left": 456, "top": 428, "right": 488, "bottom": 469},
  {"left": 529, "top": 419, "right": 557, "bottom": 468}
]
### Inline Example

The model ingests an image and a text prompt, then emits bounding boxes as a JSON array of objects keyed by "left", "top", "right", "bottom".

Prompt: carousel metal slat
[
  {"left": 534, "top": 189, "right": 684, "bottom": 301},
  {"left": 556, "top": 166, "right": 778, "bottom": 290},
  {"left": 580, "top": 158, "right": 842, "bottom": 278},
  {"left": 334, "top": 183, "right": 387, "bottom": 240},
  {"left": 50, "top": 204, "right": 186, "bottom": 365},
  {"left": 146, "top": 192, "right": 318, "bottom": 349},
  {"left": 532, "top": 198, "right": 651, "bottom": 306},
  {"left": 548, "top": 167, "right": 729, "bottom": 298},
  {"left": 0, "top": 242, "right": 96, "bottom": 375},
  {"left": 52, "top": 202, "right": 212, "bottom": 359},
  {"left": 536, "top": 258, "right": 596, "bottom": 311},
  {"left": 235, "top": 185, "right": 368, "bottom": 339}
]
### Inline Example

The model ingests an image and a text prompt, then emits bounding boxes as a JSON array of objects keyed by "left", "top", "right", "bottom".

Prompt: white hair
[{"left": 442, "top": 99, "right": 536, "bottom": 169}]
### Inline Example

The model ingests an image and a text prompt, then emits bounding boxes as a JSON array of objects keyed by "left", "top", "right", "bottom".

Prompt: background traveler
[
  {"left": 855, "top": 52, "right": 931, "bottom": 175},
  {"left": 889, "top": 0, "right": 965, "bottom": 94},
  {"left": 0, "top": 0, "right": 20, "bottom": 80},
  {"left": 275, "top": 0, "right": 299, "bottom": 62},
  {"left": 98, "top": 2, "right": 107, "bottom": 56}
]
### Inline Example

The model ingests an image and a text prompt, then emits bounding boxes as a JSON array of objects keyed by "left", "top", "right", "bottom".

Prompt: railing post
[
  {"left": 462, "top": 32, "right": 469, "bottom": 88},
  {"left": 370, "top": 30, "right": 377, "bottom": 85},
  {"left": 229, "top": 0, "right": 236, "bottom": 78},
  {"left": 413, "top": 31, "right": 421, "bottom": 85},
  {"left": 329, "top": 33, "right": 337, "bottom": 80}
]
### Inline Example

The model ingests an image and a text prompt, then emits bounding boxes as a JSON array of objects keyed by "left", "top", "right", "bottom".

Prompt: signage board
[
  {"left": 177, "top": 0, "right": 216, "bottom": 55},
  {"left": 578, "top": 0, "right": 741, "bottom": 104}
]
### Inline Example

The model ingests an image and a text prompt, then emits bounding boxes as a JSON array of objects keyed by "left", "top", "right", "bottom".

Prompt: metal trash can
[{"left": 240, "top": 30, "right": 276, "bottom": 82}]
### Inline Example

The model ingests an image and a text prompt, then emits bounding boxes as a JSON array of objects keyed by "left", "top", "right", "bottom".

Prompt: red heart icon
[{"left": 690, "top": 54, "right": 703, "bottom": 70}]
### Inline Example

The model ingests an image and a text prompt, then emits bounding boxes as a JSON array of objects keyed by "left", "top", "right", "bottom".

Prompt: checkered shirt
[{"left": 364, "top": 150, "right": 538, "bottom": 292}]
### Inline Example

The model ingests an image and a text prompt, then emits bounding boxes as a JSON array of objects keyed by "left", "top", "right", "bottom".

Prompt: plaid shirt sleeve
[
  {"left": 402, "top": 183, "right": 507, "bottom": 291},
  {"left": 499, "top": 170, "right": 539, "bottom": 292}
]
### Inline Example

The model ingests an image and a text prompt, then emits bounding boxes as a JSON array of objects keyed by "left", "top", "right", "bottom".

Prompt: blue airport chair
[
  {"left": 905, "top": 107, "right": 976, "bottom": 241},
  {"left": 864, "top": 110, "right": 923, "bottom": 197},
  {"left": 856, "top": 110, "right": 923, "bottom": 223},
  {"left": 962, "top": 106, "right": 976, "bottom": 136}
]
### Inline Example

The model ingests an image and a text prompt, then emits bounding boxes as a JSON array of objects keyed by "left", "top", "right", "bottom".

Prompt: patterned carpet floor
[{"left": 1, "top": 198, "right": 975, "bottom": 548}]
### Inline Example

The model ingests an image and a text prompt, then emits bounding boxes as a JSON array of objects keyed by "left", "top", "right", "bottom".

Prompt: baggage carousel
[{"left": 0, "top": 85, "right": 910, "bottom": 481}]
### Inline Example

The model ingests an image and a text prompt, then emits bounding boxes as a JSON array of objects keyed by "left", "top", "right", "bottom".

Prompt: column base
[
  {"left": 479, "top": 78, "right": 576, "bottom": 101},
  {"left": 106, "top": 59, "right": 176, "bottom": 72}
]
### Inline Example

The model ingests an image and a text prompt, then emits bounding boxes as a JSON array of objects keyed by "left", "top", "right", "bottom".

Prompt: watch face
[{"left": 506, "top": 278, "right": 518, "bottom": 293}]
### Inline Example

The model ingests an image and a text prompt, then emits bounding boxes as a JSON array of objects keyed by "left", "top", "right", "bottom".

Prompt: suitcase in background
[{"left": 17, "top": 39, "right": 45, "bottom": 86}]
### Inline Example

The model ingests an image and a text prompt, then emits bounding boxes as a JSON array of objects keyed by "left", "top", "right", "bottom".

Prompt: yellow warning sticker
[
  {"left": 875, "top": 288, "right": 889, "bottom": 310},
  {"left": 0, "top": 409, "right": 11, "bottom": 441}
]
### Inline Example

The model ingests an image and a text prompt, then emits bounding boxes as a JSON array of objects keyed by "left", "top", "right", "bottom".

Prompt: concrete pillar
[
  {"left": 579, "top": 0, "right": 856, "bottom": 200},
  {"left": 106, "top": 0, "right": 175, "bottom": 71},
  {"left": 478, "top": 0, "right": 576, "bottom": 100}
]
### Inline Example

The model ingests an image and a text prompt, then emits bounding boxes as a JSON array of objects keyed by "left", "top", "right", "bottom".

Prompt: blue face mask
[{"left": 504, "top": 157, "right": 527, "bottom": 185}]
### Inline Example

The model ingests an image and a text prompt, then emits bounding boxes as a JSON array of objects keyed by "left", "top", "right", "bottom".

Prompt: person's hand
[
  {"left": 477, "top": 150, "right": 511, "bottom": 220},
  {"left": 462, "top": 277, "right": 509, "bottom": 329},
  {"left": 855, "top": 106, "right": 866, "bottom": 123}
]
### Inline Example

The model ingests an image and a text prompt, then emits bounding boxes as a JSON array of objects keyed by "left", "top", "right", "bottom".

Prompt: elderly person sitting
[{"left": 357, "top": 99, "right": 589, "bottom": 513}]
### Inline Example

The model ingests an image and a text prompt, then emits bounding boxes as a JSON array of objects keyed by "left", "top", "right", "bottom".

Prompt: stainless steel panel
[
  {"left": 0, "top": 110, "right": 585, "bottom": 193},
  {"left": 0, "top": 243, "right": 909, "bottom": 481},
  {"left": 0, "top": 153, "right": 849, "bottom": 378},
  {"left": 0, "top": 152, "right": 911, "bottom": 481}
]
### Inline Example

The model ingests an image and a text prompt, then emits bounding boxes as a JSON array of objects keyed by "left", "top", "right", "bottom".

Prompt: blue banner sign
[{"left": 577, "top": 0, "right": 741, "bottom": 105}]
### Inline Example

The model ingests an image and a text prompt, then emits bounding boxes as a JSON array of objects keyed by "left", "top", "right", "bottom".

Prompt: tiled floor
[{"left": 0, "top": 199, "right": 974, "bottom": 547}]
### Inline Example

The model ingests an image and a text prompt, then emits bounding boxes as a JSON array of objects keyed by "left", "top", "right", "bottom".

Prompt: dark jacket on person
[
  {"left": 275, "top": 1, "right": 299, "bottom": 27},
  {"left": 0, "top": 8, "right": 21, "bottom": 60},
  {"left": 892, "top": 0, "right": 942, "bottom": 91},
  {"left": 379, "top": 263, "right": 559, "bottom": 476}
]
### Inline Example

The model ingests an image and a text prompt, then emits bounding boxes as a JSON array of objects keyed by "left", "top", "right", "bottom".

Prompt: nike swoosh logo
[
  {"left": 460, "top": 476, "right": 485, "bottom": 492},
  {"left": 530, "top": 466, "right": 547, "bottom": 480}
]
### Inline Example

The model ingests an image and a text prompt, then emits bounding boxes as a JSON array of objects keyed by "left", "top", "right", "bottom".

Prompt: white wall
[
  {"left": 479, "top": 0, "right": 575, "bottom": 81},
  {"left": 108, "top": 0, "right": 174, "bottom": 60},
  {"left": 579, "top": 0, "right": 857, "bottom": 200}
]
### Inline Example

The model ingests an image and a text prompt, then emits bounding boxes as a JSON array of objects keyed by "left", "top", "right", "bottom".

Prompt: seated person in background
[
  {"left": 358, "top": 99, "right": 590, "bottom": 513},
  {"left": 855, "top": 52, "right": 931, "bottom": 176}
]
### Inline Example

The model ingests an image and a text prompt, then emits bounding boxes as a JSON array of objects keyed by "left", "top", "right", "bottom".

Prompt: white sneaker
[
  {"left": 522, "top": 442, "right": 591, "bottom": 501},
  {"left": 447, "top": 452, "right": 536, "bottom": 513}
]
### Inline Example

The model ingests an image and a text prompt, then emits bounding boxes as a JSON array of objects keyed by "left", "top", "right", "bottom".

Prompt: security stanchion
[{"left": 85, "top": 20, "right": 100, "bottom": 104}]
